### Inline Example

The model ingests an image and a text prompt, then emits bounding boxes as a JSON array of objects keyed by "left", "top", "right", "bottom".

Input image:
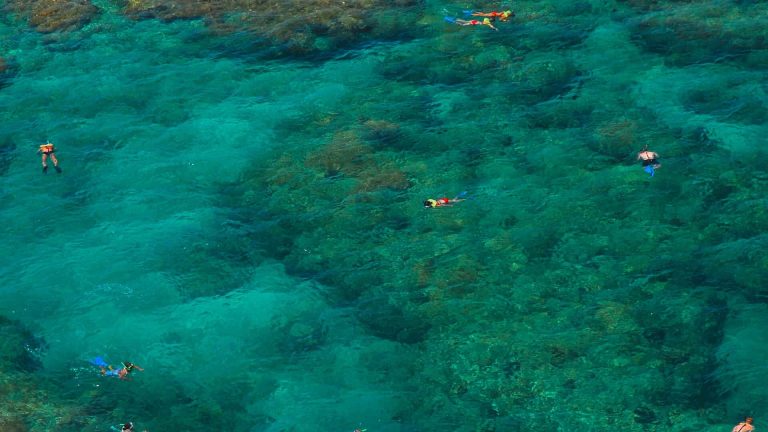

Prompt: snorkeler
[
  {"left": 37, "top": 141, "right": 61, "bottom": 174},
  {"left": 111, "top": 421, "right": 148, "bottom": 432},
  {"left": 424, "top": 192, "right": 468, "bottom": 208},
  {"left": 91, "top": 357, "right": 144, "bottom": 380},
  {"left": 466, "top": 10, "right": 514, "bottom": 21},
  {"left": 637, "top": 145, "right": 660, "bottom": 176},
  {"left": 117, "top": 361, "right": 144, "bottom": 379},
  {"left": 444, "top": 17, "right": 498, "bottom": 31},
  {"left": 732, "top": 417, "right": 754, "bottom": 432}
]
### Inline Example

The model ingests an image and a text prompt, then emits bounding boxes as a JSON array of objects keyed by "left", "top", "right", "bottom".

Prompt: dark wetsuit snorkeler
[
  {"left": 37, "top": 141, "right": 61, "bottom": 173},
  {"left": 637, "top": 146, "right": 661, "bottom": 176},
  {"left": 113, "top": 421, "right": 148, "bottom": 432}
]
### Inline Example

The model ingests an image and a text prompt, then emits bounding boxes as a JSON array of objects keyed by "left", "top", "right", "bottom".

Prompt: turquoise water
[{"left": 2, "top": 1, "right": 768, "bottom": 431}]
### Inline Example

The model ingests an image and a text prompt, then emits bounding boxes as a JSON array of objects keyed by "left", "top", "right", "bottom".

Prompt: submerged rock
[
  {"left": 356, "top": 298, "right": 430, "bottom": 344},
  {"left": 6, "top": 0, "right": 99, "bottom": 32},
  {"left": 0, "top": 316, "right": 46, "bottom": 373},
  {"left": 633, "top": 406, "right": 657, "bottom": 424},
  {"left": 629, "top": 3, "right": 768, "bottom": 67},
  {"left": 0, "top": 57, "right": 19, "bottom": 89},
  {"left": 0, "top": 417, "right": 27, "bottom": 432},
  {"left": 123, "top": 0, "right": 423, "bottom": 55}
]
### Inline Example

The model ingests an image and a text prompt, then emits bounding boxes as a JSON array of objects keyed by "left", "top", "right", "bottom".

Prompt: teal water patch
[{"left": 1, "top": 1, "right": 768, "bottom": 431}]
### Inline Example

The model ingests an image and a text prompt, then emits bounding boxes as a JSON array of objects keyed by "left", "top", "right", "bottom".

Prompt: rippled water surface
[{"left": 1, "top": 1, "right": 768, "bottom": 431}]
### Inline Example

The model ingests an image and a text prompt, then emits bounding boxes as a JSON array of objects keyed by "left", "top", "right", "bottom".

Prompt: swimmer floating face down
[
  {"left": 424, "top": 192, "right": 468, "bottom": 208},
  {"left": 637, "top": 145, "right": 661, "bottom": 177},
  {"left": 470, "top": 10, "right": 515, "bottom": 21},
  {"left": 444, "top": 16, "right": 498, "bottom": 31}
]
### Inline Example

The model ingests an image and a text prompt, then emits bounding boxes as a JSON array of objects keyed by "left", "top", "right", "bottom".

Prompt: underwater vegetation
[
  {"left": 121, "top": 0, "right": 425, "bottom": 55},
  {"left": 2, "top": 0, "right": 768, "bottom": 430},
  {"left": 4, "top": 0, "right": 425, "bottom": 56},
  {"left": 3, "top": 0, "right": 99, "bottom": 32},
  {"left": 210, "top": 1, "right": 768, "bottom": 429}
]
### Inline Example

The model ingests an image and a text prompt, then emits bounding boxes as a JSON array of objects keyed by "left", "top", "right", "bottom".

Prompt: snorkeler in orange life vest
[
  {"left": 37, "top": 141, "right": 61, "bottom": 173},
  {"left": 469, "top": 10, "right": 514, "bottom": 21}
]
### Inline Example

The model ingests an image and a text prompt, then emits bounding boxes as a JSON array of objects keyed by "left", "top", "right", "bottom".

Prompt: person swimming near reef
[
  {"left": 444, "top": 16, "right": 498, "bottom": 31},
  {"left": 119, "top": 361, "right": 144, "bottom": 379},
  {"left": 465, "top": 10, "right": 514, "bottom": 21},
  {"left": 732, "top": 417, "right": 754, "bottom": 432},
  {"left": 91, "top": 357, "right": 144, "bottom": 380},
  {"left": 37, "top": 141, "right": 61, "bottom": 174},
  {"left": 111, "top": 421, "right": 148, "bottom": 432},
  {"left": 637, "top": 145, "right": 661, "bottom": 177},
  {"left": 424, "top": 192, "right": 468, "bottom": 208}
]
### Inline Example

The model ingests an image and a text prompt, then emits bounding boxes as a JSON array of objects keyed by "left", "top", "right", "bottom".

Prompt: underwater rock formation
[
  {"left": 0, "top": 316, "right": 45, "bottom": 373},
  {"left": 0, "top": 370, "right": 90, "bottom": 431},
  {"left": 629, "top": 2, "right": 768, "bottom": 66},
  {"left": 0, "top": 57, "right": 19, "bottom": 89},
  {"left": 123, "top": 0, "right": 423, "bottom": 55},
  {"left": 0, "top": 315, "right": 82, "bottom": 431},
  {"left": 5, "top": 0, "right": 99, "bottom": 32}
]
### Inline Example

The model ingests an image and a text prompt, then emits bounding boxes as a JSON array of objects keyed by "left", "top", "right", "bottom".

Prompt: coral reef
[
  {"left": 3, "top": 0, "right": 768, "bottom": 430},
  {"left": 630, "top": 2, "right": 768, "bottom": 66},
  {"left": 122, "top": 0, "right": 424, "bottom": 55},
  {"left": 5, "top": 0, "right": 99, "bottom": 32},
  {"left": 0, "top": 321, "right": 84, "bottom": 430}
]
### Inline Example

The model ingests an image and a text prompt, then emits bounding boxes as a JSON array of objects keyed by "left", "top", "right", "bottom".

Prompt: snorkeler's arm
[{"left": 134, "top": 364, "right": 144, "bottom": 371}]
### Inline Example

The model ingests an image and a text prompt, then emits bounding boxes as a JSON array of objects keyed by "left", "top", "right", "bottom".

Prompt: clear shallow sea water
[{"left": 1, "top": 1, "right": 768, "bottom": 431}]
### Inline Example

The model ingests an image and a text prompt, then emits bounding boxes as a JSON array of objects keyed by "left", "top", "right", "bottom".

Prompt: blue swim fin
[
  {"left": 643, "top": 165, "right": 655, "bottom": 177},
  {"left": 444, "top": 16, "right": 457, "bottom": 24},
  {"left": 90, "top": 356, "right": 108, "bottom": 368},
  {"left": 462, "top": 10, "right": 474, "bottom": 15},
  {"left": 455, "top": 191, "right": 469, "bottom": 199}
]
